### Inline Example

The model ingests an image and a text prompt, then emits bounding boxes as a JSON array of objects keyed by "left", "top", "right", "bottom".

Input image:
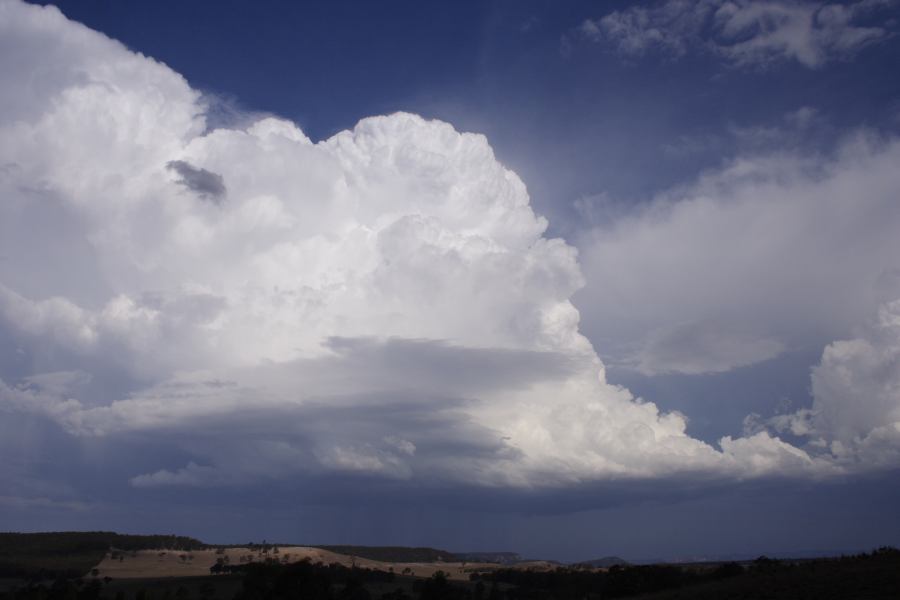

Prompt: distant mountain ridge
[
  {"left": 574, "top": 556, "right": 630, "bottom": 568},
  {"left": 312, "top": 545, "right": 456, "bottom": 563},
  {"left": 313, "top": 546, "right": 529, "bottom": 565},
  {"left": 635, "top": 548, "right": 866, "bottom": 565},
  {"left": 453, "top": 552, "right": 522, "bottom": 565}
]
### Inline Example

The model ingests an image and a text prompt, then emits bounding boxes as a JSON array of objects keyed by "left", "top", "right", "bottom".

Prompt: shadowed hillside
[{"left": 0, "top": 532, "right": 205, "bottom": 579}]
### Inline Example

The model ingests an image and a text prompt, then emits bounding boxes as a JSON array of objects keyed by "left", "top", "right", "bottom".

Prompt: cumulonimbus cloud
[{"left": 0, "top": 0, "right": 894, "bottom": 494}]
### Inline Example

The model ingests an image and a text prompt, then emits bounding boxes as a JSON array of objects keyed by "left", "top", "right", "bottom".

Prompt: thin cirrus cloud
[
  {"left": 0, "top": 0, "right": 898, "bottom": 507},
  {"left": 573, "top": 0, "right": 894, "bottom": 68}
]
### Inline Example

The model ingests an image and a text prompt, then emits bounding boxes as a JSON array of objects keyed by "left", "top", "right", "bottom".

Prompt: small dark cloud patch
[{"left": 166, "top": 160, "right": 226, "bottom": 203}]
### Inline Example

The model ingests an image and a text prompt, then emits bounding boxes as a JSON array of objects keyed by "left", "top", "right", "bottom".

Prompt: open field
[
  {"left": 0, "top": 533, "right": 504, "bottom": 582},
  {"left": 94, "top": 546, "right": 500, "bottom": 581}
]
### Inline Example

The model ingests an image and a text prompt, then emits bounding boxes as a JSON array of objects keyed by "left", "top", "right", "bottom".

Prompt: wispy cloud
[{"left": 573, "top": 0, "right": 895, "bottom": 68}]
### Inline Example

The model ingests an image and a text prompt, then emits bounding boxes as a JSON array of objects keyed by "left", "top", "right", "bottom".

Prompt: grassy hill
[
  {"left": 312, "top": 545, "right": 456, "bottom": 563},
  {"left": 0, "top": 532, "right": 205, "bottom": 578}
]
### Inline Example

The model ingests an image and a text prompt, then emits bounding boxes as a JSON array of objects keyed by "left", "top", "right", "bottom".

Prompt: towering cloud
[{"left": 0, "top": 0, "right": 894, "bottom": 499}]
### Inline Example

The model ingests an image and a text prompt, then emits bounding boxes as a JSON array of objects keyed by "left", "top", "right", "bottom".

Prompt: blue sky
[{"left": 2, "top": 0, "right": 900, "bottom": 561}]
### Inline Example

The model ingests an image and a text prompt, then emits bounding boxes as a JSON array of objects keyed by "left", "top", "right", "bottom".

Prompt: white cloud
[
  {"left": 0, "top": 0, "right": 893, "bottom": 493},
  {"left": 577, "top": 132, "right": 900, "bottom": 377},
  {"left": 770, "top": 300, "right": 900, "bottom": 468},
  {"left": 812, "top": 302, "right": 900, "bottom": 443},
  {"left": 579, "top": 0, "right": 894, "bottom": 68}
]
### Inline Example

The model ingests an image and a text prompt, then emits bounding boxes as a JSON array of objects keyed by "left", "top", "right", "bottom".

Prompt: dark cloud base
[{"left": 166, "top": 160, "right": 226, "bottom": 203}]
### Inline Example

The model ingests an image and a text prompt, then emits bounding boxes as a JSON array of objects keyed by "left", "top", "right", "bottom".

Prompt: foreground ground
[{"left": 1, "top": 533, "right": 899, "bottom": 599}]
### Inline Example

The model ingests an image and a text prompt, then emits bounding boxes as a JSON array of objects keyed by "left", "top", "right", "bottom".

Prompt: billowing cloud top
[{"left": 0, "top": 0, "right": 896, "bottom": 498}]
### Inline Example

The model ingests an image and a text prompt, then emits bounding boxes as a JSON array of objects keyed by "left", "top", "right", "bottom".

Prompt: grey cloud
[
  {"left": 318, "top": 337, "right": 582, "bottom": 395},
  {"left": 127, "top": 390, "right": 519, "bottom": 490},
  {"left": 632, "top": 320, "right": 785, "bottom": 376},
  {"left": 166, "top": 160, "right": 226, "bottom": 203},
  {"left": 123, "top": 398, "right": 512, "bottom": 489},
  {"left": 0, "top": 338, "right": 570, "bottom": 491},
  {"left": 114, "top": 338, "right": 566, "bottom": 488},
  {"left": 0, "top": 494, "right": 89, "bottom": 511},
  {"left": 0, "top": 399, "right": 872, "bottom": 521}
]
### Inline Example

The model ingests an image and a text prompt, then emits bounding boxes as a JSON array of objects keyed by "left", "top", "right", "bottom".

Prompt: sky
[{"left": 2, "top": 0, "right": 900, "bottom": 562}]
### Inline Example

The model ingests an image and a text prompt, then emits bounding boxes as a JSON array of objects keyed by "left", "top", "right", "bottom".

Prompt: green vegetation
[
  {"left": 480, "top": 548, "right": 900, "bottom": 600},
  {"left": 0, "top": 532, "right": 206, "bottom": 579},
  {"left": 630, "top": 548, "right": 900, "bottom": 600},
  {"left": 572, "top": 556, "right": 630, "bottom": 568}
]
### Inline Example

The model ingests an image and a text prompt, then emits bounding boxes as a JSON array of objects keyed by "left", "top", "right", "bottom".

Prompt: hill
[
  {"left": 0, "top": 532, "right": 205, "bottom": 578},
  {"left": 453, "top": 552, "right": 522, "bottom": 565},
  {"left": 312, "top": 545, "right": 456, "bottom": 563}
]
